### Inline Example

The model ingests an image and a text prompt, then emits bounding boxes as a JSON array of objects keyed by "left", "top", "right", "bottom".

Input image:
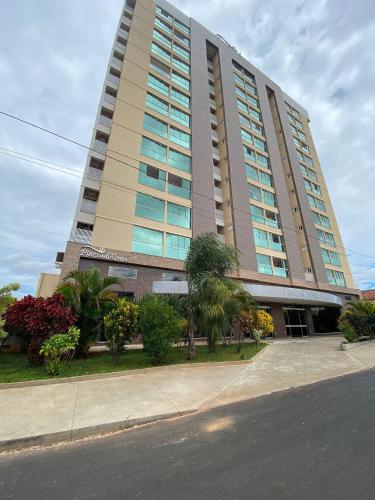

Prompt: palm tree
[
  {"left": 56, "top": 268, "right": 120, "bottom": 357},
  {"left": 185, "top": 233, "right": 239, "bottom": 358},
  {"left": 348, "top": 299, "right": 375, "bottom": 315}
]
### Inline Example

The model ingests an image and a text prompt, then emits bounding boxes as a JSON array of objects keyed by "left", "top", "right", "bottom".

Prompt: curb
[
  {"left": 0, "top": 344, "right": 268, "bottom": 390},
  {"left": 0, "top": 410, "right": 196, "bottom": 453}
]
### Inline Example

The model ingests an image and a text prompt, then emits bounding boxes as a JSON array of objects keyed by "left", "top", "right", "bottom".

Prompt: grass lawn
[{"left": 0, "top": 343, "right": 266, "bottom": 384}]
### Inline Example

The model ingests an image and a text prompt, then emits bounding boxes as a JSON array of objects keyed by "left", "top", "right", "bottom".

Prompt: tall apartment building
[{"left": 38, "top": 0, "right": 360, "bottom": 336}]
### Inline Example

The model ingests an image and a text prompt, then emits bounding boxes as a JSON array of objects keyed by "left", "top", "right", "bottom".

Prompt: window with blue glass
[
  {"left": 141, "top": 137, "right": 167, "bottom": 163},
  {"left": 254, "top": 137, "right": 266, "bottom": 152},
  {"left": 170, "top": 106, "right": 190, "bottom": 127},
  {"left": 167, "top": 173, "right": 191, "bottom": 199},
  {"left": 171, "top": 71, "right": 190, "bottom": 90},
  {"left": 153, "top": 29, "right": 172, "bottom": 48},
  {"left": 241, "top": 129, "right": 252, "bottom": 144},
  {"left": 155, "top": 17, "right": 173, "bottom": 34},
  {"left": 131, "top": 226, "right": 163, "bottom": 257},
  {"left": 170, "top": 88, "right": 190, "bottom": 108},
  {"left": 169, "top": 126, "right": 191, "bottom": 149},
  {"left": 321, "top": 249, "right": 341, "bottom": 267},
  {"left": 147, "top": 73, "right": 169, "bottom": 96},
  {"left": 151, "top": 42, "right": 171, "bottom": 62},
  {"left": 168, "top": 148, "right": 191, "bottom": 173},
  {"left": 243, "top": 145, "right": 255, "bottom": 162},
  {"left": 143, "top": 113, "right": 168, "bottom": 138},
  {"left": 135, "top": 192, "right": 165, "bottom": 222},
  {"left": 145, "top": 93, "right": 169, "bottom": 116},
  {"left": 167, "top": 202, "right": 191, "bottom": 228},
  {"left": 172, "top": 56, "right": 190, "bottom": 75},
  {"left": 327, "top": 269, "right": 346, "bottom": 287},
  {"left": 256, "top": 253, "right": 272, "bottom": 275},
  {"left": 138, "top": 163, "right": 166, "bottom": 191},
  {"left": 250, "top": 205, "right": 280, "bottom": 228},
  {"left": 173, "top": 43, "right": 190, "bottom": 61},
  {"left": 165, "top": 233, "right": 190, "bottom": 260},
  {"left": 174, "top": 19, "right": 190, "bottom": 36}
]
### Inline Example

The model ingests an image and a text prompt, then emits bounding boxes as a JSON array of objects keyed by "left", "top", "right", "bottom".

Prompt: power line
[{"left": 0, "top": 109, "right": 372, "bottom": 266}]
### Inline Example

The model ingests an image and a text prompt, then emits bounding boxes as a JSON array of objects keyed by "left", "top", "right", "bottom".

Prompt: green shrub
[
  {"left": 253, "top": 328, "right": 263, "bottom": 346},
  {"left": 139, "top": 295, "right": 180, "bottom": 365},
  {"left": 338, "top": 310, "right": 358, "bottom": 343},
  {"left": 103, "top": 299, "right": 139, "bottom": 364},
  {"left": 40, "top": 326, "right": 80, "bottom": 376}
]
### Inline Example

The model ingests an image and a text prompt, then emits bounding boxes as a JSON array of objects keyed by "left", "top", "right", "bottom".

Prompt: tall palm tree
[
  {"left": 56, "top": 268, "right": 120, "bottom": 357},
  {"left": 185, "top": 233, "right": 239, "bottom": 358}
]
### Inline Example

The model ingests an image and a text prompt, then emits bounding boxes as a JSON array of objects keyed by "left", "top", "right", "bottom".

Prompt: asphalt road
[{"left": 2, "top": 369, "right": 375, "bottom": 500}]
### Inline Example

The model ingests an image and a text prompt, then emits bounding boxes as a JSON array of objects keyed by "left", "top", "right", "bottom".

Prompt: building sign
[{"left": 80, "top": 245, "right": 128, "bottom": 263}]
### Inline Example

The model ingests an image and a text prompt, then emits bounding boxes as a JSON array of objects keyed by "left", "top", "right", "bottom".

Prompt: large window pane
[
  {"left": 143, "top": 113, "right": 168, "bottom": 138},
  {"left": 169, "top": 126, "right": 191, "bottom": 149},
  {"left": 256, "top": 253, "right": 272, "bottom": 275},
  {"left": 167, "top": 202, "right": 191, "bottom": 228},
  {"left": 141, "top": 136, "right": 167, "bottom": 163},
  {"left": 168, "top": 148, "right": 191, "bottom": 172},
  {"left": 147, "top": 74, "right": 169, "bottom": 96},
  {"left": 170, "top": 106, "right": 190, "bottom": 127},
  {"left": 151, "top": 42, "right": 171, "bottom": 62},
  {"left": 131, "top": 226, "right": 163, "bottom": 257},
  {"left": 170, "top": 88, "right": 190, "bottom": 108},
  {"left": 145, "top": 93, "right": 168, "bottom": 116},
  {"left": 167, "top": 173, "right": 191, "bottom": 199},
  {"left": 138, "top": 162, "right": 166, "bottom": 191},
  {"left": 171, "top": 71, "right": 190, "bottom": 90},
  {"left": 165, "top": 233, "right": 190, "bottom": 260},
  {"left": 135, "top": 192, "right": 165, "bottom": 222},
  {"left": 253, "top": 228, "right": 269, "bottom": 248}
]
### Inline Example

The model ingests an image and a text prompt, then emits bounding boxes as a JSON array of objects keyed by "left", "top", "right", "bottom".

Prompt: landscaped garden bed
[{"left": 0, "top": 343, "right": 266, "bottom": 384}]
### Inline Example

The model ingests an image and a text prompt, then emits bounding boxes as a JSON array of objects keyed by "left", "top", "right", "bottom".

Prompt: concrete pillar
[
  {"left": 270, "top": 303, "right": 287, "bottom": 337},
  {"left": 305, "top": 307, "right": 316, "bottom": 336}
]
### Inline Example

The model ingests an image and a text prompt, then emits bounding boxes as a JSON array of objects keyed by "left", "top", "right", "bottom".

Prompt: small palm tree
[
  {"left": 56, "top": 268, "right": 120, "bottom": 357},
  {"left": 348, "top": 299, "right": 375, "bottom": 315}
]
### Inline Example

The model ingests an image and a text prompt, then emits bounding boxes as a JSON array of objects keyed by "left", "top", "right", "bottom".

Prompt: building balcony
[
  {"left": 213, "top": 165, "right": 221, "bottom": 180},
  {"left": 87, "top": 166, "right": 103, "bottom": 181},
  {"left": 217, "top": 233, "right": 225, "bottom": 243},
  {"left": 210, "top": 114, "right": 218, "bottom": 126},
  {"left": 114, "top": 41, "right": 126, "bottom": 54},
  {"left": 71, "top": 228, "right": 93, "bottom": 244},
  {"left": 111, "top": 57, "right": 123, "bottom": 71},
  {"left": 215, "top": 209, "right": 224, "bottom": 226},
  {"left": 214, "top": 186, "right": 223, "bottom": 202},
  {"left": 118, "top": 27, "right": 129, "bottom": 39},
  {"left": 98, "top": 114, "right": 112, "bottom": 129},
  {"left": 212, "top": 146, "right": 220, "bottom": 161},
  {"left": 211, "top": 129, "right": 219, "bottom": 142},
  {"left": 94, "top": 139, "right": 108, "bottom": 154},
  {"left": 103, "top": 93, "right": 116, "bottom": 106},
  {"left": 81, "top": 198, "right": 97, "bottom": 214},
  {"left": 210, "top": 98, "right": 216, "bottom": 109},
  {"left": 304, "top": 272, "right": 315, "bottom": 282},
  {"left": 107, "top": 73, "right": 120, "bottom": 88}
]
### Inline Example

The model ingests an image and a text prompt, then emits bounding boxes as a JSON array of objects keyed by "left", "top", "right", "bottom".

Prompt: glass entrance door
[{"left": 283, "top": 307, "right": 309, "bottom": 337}]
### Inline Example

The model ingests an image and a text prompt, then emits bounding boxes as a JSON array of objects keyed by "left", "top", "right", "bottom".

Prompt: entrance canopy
[{"left": 152, "top": 281, "right": 343, "bottom": 307}]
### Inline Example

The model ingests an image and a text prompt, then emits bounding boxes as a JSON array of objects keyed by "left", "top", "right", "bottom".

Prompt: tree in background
[
  {"left": 138, "top": 294, "right": 180, "bottom": 365},
  {"left": 57, "top": 268, "right": 120, "bottom": 357},
  {"left": 104, "top": 299, "right": 139, "bottom": 364},
  {"left": 0, "top": 282, "right": 20, "bottom": 345},
  {"left": 4, "top": 294, "right": 76, "bottom": 364},
  {"left": 185, "top": 232, "right": 239, "bottom": 358}
]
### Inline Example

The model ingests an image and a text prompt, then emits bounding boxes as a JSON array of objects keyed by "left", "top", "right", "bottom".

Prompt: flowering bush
[
  {"left": 255, "top": 310, "right": 274, "bottom": 337},
  {"left": 104, "top": 299, "right": 139, "bottom": 363},
  {"left": 40, "top": 326, "right": 80, "bottom": 376},
  {"left": 4, "top": 294, "right": 76, "bottom": 364}
]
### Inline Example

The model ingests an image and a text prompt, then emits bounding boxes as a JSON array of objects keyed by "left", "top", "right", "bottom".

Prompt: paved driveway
[{"left": 1, "top": 335, "right": 374, "bottom": 449}]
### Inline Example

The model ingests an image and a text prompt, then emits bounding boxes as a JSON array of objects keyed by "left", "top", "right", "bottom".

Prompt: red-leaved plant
[{"left": 4, "top": 294, "right": 76, "bottom": 364}]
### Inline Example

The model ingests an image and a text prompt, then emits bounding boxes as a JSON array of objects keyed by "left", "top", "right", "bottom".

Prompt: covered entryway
[{"left": 283, "top": 307, "right": 309, "bottom": 337}]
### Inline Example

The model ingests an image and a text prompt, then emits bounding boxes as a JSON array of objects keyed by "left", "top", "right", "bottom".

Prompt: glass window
[
  {"left": 335, "top": 271, "right": 346, "bottom": 287},
  {"left": 256, "top": 153, "right": 269, "bottom": 168},
  {"left": 173, "top": 43, "right": 190, "bottom": 60},
  {"left": 138, "top": 162, "right": 166, "bottom": 191},
  {"left": 250, "top": 204, "right": 265, "bottom": 225},
  {"left": 330, "top": 251, "right": 341, "bottom": 267},
  {"left": 241, "top": 129, "right": 252, "bottom": 144},
  {"left": 316, "top": 198, "right": 326, "bottom": 212},
  {"left": 145, "top": 92, "right": 169, "bottom": 116},
  {"left": 237, "top": 99, "right": 248, "bottom": 113},
  {"left": 273, "top": 257, "right": 288, "bottom": 277},
  {"left": 236, "top": 87, "right": 246, "bottom": 99},
  {"left": 141, "top": 136, "right": 167, "bottom": 163},
  {"left": 170, "top": 88, "right": 190, "bottom": 108},
  {"left": 300, "top": 163, "right": 308, "bottom": 176},
  {"left": 147, "top": 74, "right": 169, "bottom": 96},
  {"left": 135, "top": 192, "right": 165, "bottom": 222},
  {"left": 150, "top": 57, "right": 170, "bottom": 78},
  {"left": 257, "top": 253, "right": 272, "bottom": 275},
  {"left": 131, "top": 226, "right": 163, "bottom": 256},
  {"left": 170, "top": 106, "right": 190, "bottom": 127},
  {"left": 263, "top": 190, "right": 276, "bottom": 207},
  {"left": 298, "top": 130, "right": 307, "bottom": 141},
  {"left": 247, "top": 94, "right": 258, "bottom": 108},
  {"left": 155, "top": 17, "right": 173, "bottom": 34},
  {"left": 316, "top": 228, "right": 325, "bottom": 243},
  {"left": 243, "top": 145, "right": 255, "bottom": 162},
  {"left": 151, "top": 42, "right": 171, "bottom": 62},
  {"left": 320, "top": 214, "right": 330, "bottom": 228},
  {"left": 270, "top": 233, "right": 284, "bottom": 252},
  {"left": 245, "top": 82, "right": 256, "bottom": 95},
  {"left": 251, "top": 121, "right": 263, "bottom": 135},
  {"left": 265, "top": 210, "right": 280, "bottom": 228},
  {"left": 308, "top": 169, "right": 317, "bottom": 181},
  {"left": 168, "top": 148, "right": 191, "bottom": 172},
  {"left": 249, "top": 108, "right": 261, "bottom": 121},
  {"left": 108, "top": 267, "right": 137, "bottom": 279},
  {"left": 249, "top": 184, "right": 261, "bottom": 202},
  {"left": 172, "top": 56, "right": 190, "bottom": 75},
  {"left": 307, "top": 194, "right": 316, "bottom": 209},
  {"left": 174, "top": 19, "right": 190, "bottom": 35},
  {"left": 174, "top": 30, "right": 190, "bottom": 47},
  {"left": 254, "top": 137, "right": 266, "bottom": 152},
  {"left": 245, "top": 164, "right": 258, "bottom": 181},
  {"left": 167, "top": 202, "right": 191, "bottom": 228},
  {"left": 293, "top": 136, "right": 300, "bottom": 147},
  {"left": 165, "top": 233, "right": 190, "bottom": 260},
  {"left": 311, "top": 183, "right": 321, "bottom": 196},
  {"left": 143, "top": 113, "right": 168, "bottom": 138},
  {"left": 167, "top": 173, "right": 191, "bottom": 199},
  {"left": 325, "top": 232, "right": 335, "bottom": 247},
  {"left": 171, "top": 71, "right": 190, "bottom": 90},
  {"left": 304, "top": 155, "right": 313, "bottom": 166},
  {"left": 326, "top": 269, "right": 336, "bottom": 285},
  {"left": 169, "top": 126, "right": 191, "bottom": 149},
  {"left": 153, "top": 29, "right": 172, "bottom": 48},
  {"left": 259, "top": 170, "right": 272, "bottom": 187},
  {"left": 253, "top": 228, "right": 269, "bottom": 248},
  {"left": 239, "top": 114, "right": 250, "bottom": 128},
  {"left": 295, "top": 119, "right": 303, "bottom": 130},
  {"left": 156, "top": 6, "right": 173, "bottom": 22},
  {"left": 304, "top": 179, "right": 311, "bottom": 191},
  {"left": 234, "top": 73, "right": 244, "bottom": 86}
]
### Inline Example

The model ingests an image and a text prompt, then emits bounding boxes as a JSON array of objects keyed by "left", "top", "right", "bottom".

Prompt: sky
[{"left": 0, "top": 0, "right": 374, "bottom": 297}]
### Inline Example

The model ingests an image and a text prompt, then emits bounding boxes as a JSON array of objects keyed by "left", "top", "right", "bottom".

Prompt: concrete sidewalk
[{"left": 1, "top": 336, "right": 374, "bottom": 451}]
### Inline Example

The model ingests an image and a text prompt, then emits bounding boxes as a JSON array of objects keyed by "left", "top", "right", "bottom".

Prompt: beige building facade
[{"left": 41, "top": 0, "right": 360, "bottom": 336}]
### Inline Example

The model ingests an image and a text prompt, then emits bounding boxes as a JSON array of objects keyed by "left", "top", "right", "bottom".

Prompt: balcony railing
[
  {"left": 213, "top": 165, "right": 221, "bottom": 179},
  {"left": 115, "top": 41, "right": 126, "bottom": 54},
  {"left": 103, "top": 93, "right": 116, "bottom": 105},
  {"left": 81, "top": 198, "right": 97, "bottom": 214},
  {"left": 111, "top": 57, "right": 123, "bottom": 71},
  {"left": 118, "top": 27, "right": 129, "bottom": 39},
  {"left": 215, "top": 209, "right": 224, "bottom": 224},
  {"left": 87, "top": 166, "right": 103, "bottom": 181},
  {"left": 211, "top": 129, "right": 219, "bottom": 142},
  {"left": 107, "top": 73, "right": 120, "bottom": 86},
  {"left": 212, "top": 146, "right": 220, "bottom": 160},
  {"left": 71, "top": 228, "right": 93, "bottom": 244},
  {"left": 94, "top": 139, "right": 108, "bottom": 154},
  {"left": 210, "top": 98, "right": 216, "bottom": 109},
  {"left": 210, "top": 114, "right": 218, "bottom": 126},
  {"left": 98, "top": 115, "right": 112, "bottom": 128},
  {"left": 214, "top": 186, "right": 223, "bottom": 199}
]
